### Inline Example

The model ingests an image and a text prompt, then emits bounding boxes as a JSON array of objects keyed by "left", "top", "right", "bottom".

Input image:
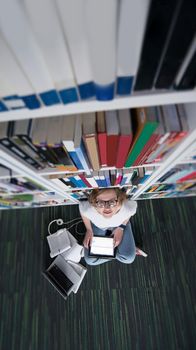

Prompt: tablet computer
[{"left": 88, "top": 236, "right": 116, "bottom": 259}]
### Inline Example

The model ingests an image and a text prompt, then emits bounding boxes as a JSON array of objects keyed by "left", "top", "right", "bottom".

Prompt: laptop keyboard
[{"left": 47, "top": 264, "right": 74, "bottom": 293}]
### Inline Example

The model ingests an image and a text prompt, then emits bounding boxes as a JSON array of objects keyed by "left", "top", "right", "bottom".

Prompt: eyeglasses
[{"left": 95, "top": 199, "right": 118, "bottom": 208}]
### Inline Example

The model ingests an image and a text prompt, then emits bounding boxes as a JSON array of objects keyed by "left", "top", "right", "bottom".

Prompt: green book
[{"left": 125, "top": 121, "right": 158, "bottom": 167}]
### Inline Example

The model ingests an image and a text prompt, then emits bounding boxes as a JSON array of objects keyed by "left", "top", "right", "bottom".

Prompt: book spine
[
  {"left": 125, "top": 122, "right": 158, "bottom": 167},
  {"left": 107, "top": 135, "right": 119, "bottom": 167},
  {"left": 116, "top": 135, "right": 132, "bottom": 168},
  {"left": 85, "top": 0, "right": 117, "bottom": 100},
  {"left": 0, "top": 138, "right": 43, "bottom": 170},
  {"left": 97, "top": 133, "right": 107, "bottom": 167},
  {"left": 56, "top": 0, "right": 95, "bottom": 100},
  {"left": 117, "top": 0, "right": 150, "bottom": 95}
]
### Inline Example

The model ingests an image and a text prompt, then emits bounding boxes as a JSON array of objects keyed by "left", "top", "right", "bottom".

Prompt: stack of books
[{"left": 0, "top": 104, "right": 190, "bottom": 172}]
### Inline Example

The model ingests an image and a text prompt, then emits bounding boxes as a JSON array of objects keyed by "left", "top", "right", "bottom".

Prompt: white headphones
[{"left": 48, "top": 217, "right": 82, "bottom": 235}]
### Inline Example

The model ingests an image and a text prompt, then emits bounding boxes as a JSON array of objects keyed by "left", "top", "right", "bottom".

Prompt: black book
[
  {"left": 155, "top": 0, "right": 196, "bottom": 88},
  {"left": 0, "top": 122, "right": 43, "bottom": 170},
  {"left": 158, "top": 168, "right": 179, "bottom": 183},
  {"left": 174, "top": 51, "right": 196, "bottom": 90},
  {"left": 49, "top": 146, "right": 75, "bottom": 168},
  {"left": 30, "top": 118, "right": 59, "bottom": 167},
  {"left": 134, "top": 0, "right": 178, "bottom": 91},
  {"left": 60, "top": 178, "right": 77, "bottom": 188},
  {"left": 11, "top": 119, "right": 46, "bottom": 167}
]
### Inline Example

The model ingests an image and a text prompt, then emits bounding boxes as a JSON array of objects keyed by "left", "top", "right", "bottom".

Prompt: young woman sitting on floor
[{"left": 79, "top": 188, "right": 137, "bottom": 265}]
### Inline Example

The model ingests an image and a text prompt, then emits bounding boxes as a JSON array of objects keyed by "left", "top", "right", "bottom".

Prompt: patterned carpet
[{"left": 0, "top": 198, "right": 195, "bottom": 350}]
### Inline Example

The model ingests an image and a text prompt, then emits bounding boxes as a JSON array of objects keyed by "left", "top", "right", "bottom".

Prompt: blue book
[
  {"left": 67, "top": 177, "right": 80, "bottom": 188},
  {"left": 75, "top": 141, "right": 91, "bottom": 175},
  {"left": 72, "top": 176, "right": 87, "bottom": 188},
  {"left": 104, "top": 170, "right": 111, "bottom": 187},
  {"left": 98, "top": 172, "right": 108, "bottom": 187},
  {"left": 68, "top": 151, "right": 83, "bottom": 170}
]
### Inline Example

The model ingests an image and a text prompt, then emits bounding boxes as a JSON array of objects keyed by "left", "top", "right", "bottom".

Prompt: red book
[
  {"left": 116, "top": 109, "right": 133, "bottom": 168},
  {"left": 114, "top": 169, "right": 123, "bottom": 185},
  {"left": 97, "top": 133, "right": 107, "bottom": 166},
  {"left": 78, "top": 174, "right": 92, "bottom": 188},
  {"left": 133, "top": 133, "right": 160, "bottom": 165},
  {"left": 155, "top": 131, "right": 188, "bottom": 162},
  {"left": 177, "top": 171, "right": 196, "bottom": 183},
  {"left": 116, "top": 135, "right": 133, "bottom": 168},
  {"left": 107, "top": 135, "right": 119, "bottom": 166},
  {"left": 105, "top": 110, "right": 119, "bottom": 167}
]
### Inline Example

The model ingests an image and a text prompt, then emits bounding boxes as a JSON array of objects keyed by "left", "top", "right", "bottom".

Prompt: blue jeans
[{"left": 84, "top": 222, "right": 136, "bottom": 266}]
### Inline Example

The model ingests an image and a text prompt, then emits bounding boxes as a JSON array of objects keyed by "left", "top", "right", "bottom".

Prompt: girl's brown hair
[{"left": 88, "top": 188, "right": 127, "bottom": 205}]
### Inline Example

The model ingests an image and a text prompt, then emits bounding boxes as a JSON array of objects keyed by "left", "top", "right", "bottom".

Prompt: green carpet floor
[{"left": 0, "top": 198, "right": 195, "bottom": 350}]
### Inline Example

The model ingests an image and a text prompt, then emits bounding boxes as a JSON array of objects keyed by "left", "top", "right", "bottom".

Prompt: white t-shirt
[{"left": 79, "top": 199, "right": 137, "bottom": 229}]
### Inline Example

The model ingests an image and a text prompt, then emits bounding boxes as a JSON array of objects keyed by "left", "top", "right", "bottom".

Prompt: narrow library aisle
[{"left": 0, "top": 198, "right": 195, "bottom": 350}]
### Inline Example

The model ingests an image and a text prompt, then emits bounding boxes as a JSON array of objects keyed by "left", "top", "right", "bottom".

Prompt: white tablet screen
[{"left": 90, "top": 236, "right": 114, "bottom": 256}]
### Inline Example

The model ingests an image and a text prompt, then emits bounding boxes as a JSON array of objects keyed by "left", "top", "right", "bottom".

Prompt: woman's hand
[
  {"left": 83, "top": 229, "right": 93, "bottom": 248},
  {"left": 111, "top": 228, "right": 124, "bottom": 248}
]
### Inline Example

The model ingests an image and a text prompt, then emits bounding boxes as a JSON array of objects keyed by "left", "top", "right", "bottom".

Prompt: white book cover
[
  {"left": 117, "top": 0, "right": 150, "bottom": 95},
  {"left": 46, "top": 116, "right": 63, "bottom": 146},
  {"left": 0, "top": 0, "right": 59, "bottom": 105},
  {"left": 30, "top": 118, "right": 49, "bottom": 145},
  {"left": 118, "top": 109, "right": 132, "bottom": 135},
  {"left": 86, "top": 176, "right": 98, "bottom": 188},
  {"left": 105, "top": 110, "right": 119, "bottom": 135},
  {"left": 56, "top": 0, "right": 94, "bottom": 100},
  {"left": 23, "top": 0, "right": 78, "bottom": 103},
  {"left": 84, "top": 0, "right": 118, "bottom": 100},
  {"left": 125, "top": 171, "right": 134, "bottom": 185},
  {"left": 61, "top": 115, "right": 76, "bottom": 151},
  {"left": 0, "top": 34, "right": 36, "bottom": 109}
]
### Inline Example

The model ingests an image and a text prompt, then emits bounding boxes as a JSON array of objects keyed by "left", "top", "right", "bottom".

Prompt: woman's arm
[
  {"left": 81, "top": 214, "right": 94, "bottom": 248},
  {"left": 112, "top": 218, "right": 131, "bottom": 247}
]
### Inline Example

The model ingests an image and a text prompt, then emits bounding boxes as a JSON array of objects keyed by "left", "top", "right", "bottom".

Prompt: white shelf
[
  {"left": 41, "top": 163, "right": 159, "bottom": 177},
  {"left": 0, "top": 90, "right": 196, "bottom": 122}
]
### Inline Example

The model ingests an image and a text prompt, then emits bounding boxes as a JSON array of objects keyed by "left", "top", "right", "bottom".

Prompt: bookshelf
[
  {"left": 0, "top": 1, "right": 196, "bottom": 209},
  {"left": 0, "top": 101, "right": 195, "bottom": 209}
]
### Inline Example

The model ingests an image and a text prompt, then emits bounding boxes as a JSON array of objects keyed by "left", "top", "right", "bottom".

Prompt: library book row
[
  {"left": 139, "top": 163, "right": 196, "bottom": 200},
  {"left": 50, "top": 163, "right": 196, "bottom": 199},
  {"left": 1, "top": 161, "right": 195, "bottom": 209},
  {"left": 0, "top": 0, "right": 195, "bottom": 113},
  {"left": 0, "top": 166, "right": 155, "bottom": 197},
  {"left": 0, "top": 104, "right": 192, "bottom": 175}
]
